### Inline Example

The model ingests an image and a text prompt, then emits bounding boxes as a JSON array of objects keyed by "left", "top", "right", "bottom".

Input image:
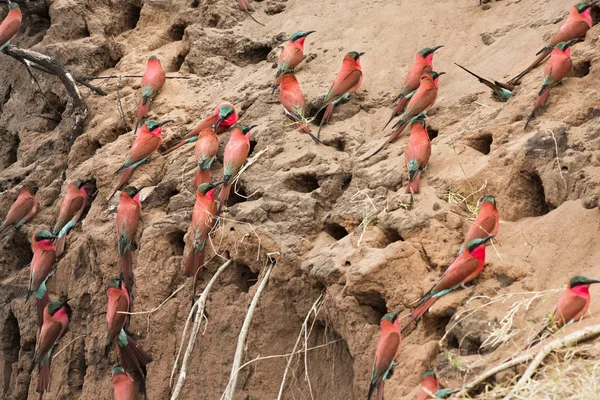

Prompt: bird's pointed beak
[
  {"left": 247, "top": 125, "right": 259, "bottom": 131},
  {"left": 62, "top": 297, "right": 71, "bottom": 304},
  {"left": 587, "top": 279, "right": 600, "bottom": 285},
  {"left": 588, "top": 0, "right": 599, "bottom": 7},
  {"left": 158, "top": 120, "right": 174, "bottom": 127},
  {"left": 482, "top": 235, "right": 494, "bottom": 244},
  {"left": 304, "top": 30, "right": 316, "bottom": 37},
  {"left": 213, "top": 116, "right": 224, "bottom": 131},
  {"left": 358, "top": 52, "right": 366, "bottom": 57},
  {"left": 437, "top": 72, "right": 446, "bottom": 76},
  {"left": 431, "top": 45, "right": 444, "bottom": 52},
  {"left": 136, "top": 186, "right": 144, "bottom": 192}
]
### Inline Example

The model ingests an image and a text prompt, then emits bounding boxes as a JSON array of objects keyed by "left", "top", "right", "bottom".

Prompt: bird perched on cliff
[
  {"left": 368, "top": 310, "right": 402, "bottom": 400},
  {"left": 27, "top": 230, "right": 57, "bottom": 326},
  {"left": 509, "top": 1, "right": 597, "bottom": 85},
  {"left": 278, "top": 72, "right": 320, "bottom": 143},
  {"left": 236, "top": 0, "right": 265, "bottom": 26},
  {"left": 0, "top": 1, "right": 21, "bottom": 51},
  {"left": 133, "top": 56, "right": 166, "bottom": 136},
  {"left": 192, "top": 127, "right": 220, "bottom": 187},
  {"left": 117, "top": 186, "right": 142, "bottom": 293},
  {"left": 183, "top": 183, "right": 218, "bottom": 300},
  {"left": 162, "top": 103, "right": 238, "bottom": 155},
  {"left": 369, "top": 71, "right": 444, "bottom": 158},
  {"left": 1, "top": 187, "right": 37, "bottom": 237},
  {"left": 454, "top": 63, "right": 513, "bottom": 102},
  {"left": 384, "top": 46, "right": 443, "bottom": 130},
  {"left": 112, "top": 365, "right": 138, "bottom": 400},
  {"left": 105, "top": 277, "right": 151, "bottom": 379},
  {"left": 110, "top": 120, "right": 172, "bottom": 200},
  {"left": 525, "top": 40, "right": 577, "bottom": 129},
  {"left": 459, "top": 196, "right": 499, "bottom": 255},
  {"left": 217, "top": 124, "right": 257, "bottom": 217},
  {"left": 417, "top": 370, "right": 440, "bottom": 400},
  {"left": 527, "top": 276, "right": 600, "bottom": 348},
  {"left": 272, "top": 31, "right": 316, "bottom": 93},
  {"left": 405, "top": 117, "right": 431, "bottom": 209},
  {"left": 404, "top": 235, "right": 494, "bottom": 330},
  {"left": 32, "top": 297, "right": 72, "bottom": 397},
  {"left": 53, "top": 180, "right": 88, "bottom": 257},
  {"left": 317, "top": 51, "right": 364, "bottom": 138}
]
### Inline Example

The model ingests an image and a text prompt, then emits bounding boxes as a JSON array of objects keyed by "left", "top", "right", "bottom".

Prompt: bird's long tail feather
[
  {"left": 120, "top": 249, "right": 134, "bottom": 294},
  {"left": 118, "top": 331, "right": 151, "bottom": 379},
  {"left": 524, "top": 89, "right": 551, "bottom": 130},
  {"left": 193, "top": 169, "right": 211, "bottom": 187},
  {"left": 55, "top": 235, "right": 67, "bottom": 257},
  {"left": 382, "top": 97, "right": 409, "bottom": 131},
  {"left": 508, "top": 49, "right": 551, "bottom": 85},
  {"left": 367, "top": 122, "right": 408, "bottom": 159},
  {"left": 109, "top": 168, "right": 135, "bottom": 201},
  {"left": 161, "top": 138, "right": 192, "bottom": 155},
  {"left": 216, "top": 183, "right": 232, "bottom": 218},
  {"left": 36, "top": 358, "right": 52, "bottom": 395},
  {"left": 317, "top": 103, "right": 335, "bottom": 139}
]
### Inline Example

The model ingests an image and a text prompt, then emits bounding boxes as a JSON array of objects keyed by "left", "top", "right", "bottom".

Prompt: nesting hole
[
  {"left": 1, "top": 309, "right": 20, "bottom": 395},
  {"left": 67, "top": 337, "right": 86, "bottom": 396},
  {"left": 383, "top": 228, "right": 404, "bottom": 245},
  {"left": 227, "top": 183, "right": 249, "bottom": 207},
  {"left": 167, "top": 230, "right": 185, "bottom": 256},
  {"left": 284, "top": 173, "right": 320, "bottom": 193},
  {"left": 324, "top": 222, "right": 348, "bottom": 240},
  {"left": 170, "top": 23, "right": 186, "bottom": 41},
  {"left": 125, "top": 4, "right": 142, "bottom": 30},
  {"left": 356, "top": 291, "right": 387, "bottom": 325},
  {"left": 468, "top": 133, "right": 493, "bottom": 155},
  {"left": 591, "top": 4, "right": 600, "bottom": 26},
  {"left": 242, "top": 45, "right": 272, "bottom": 64},
  {"left": 526, "top": 173, "right": 551, "bottom": 217},
  {"left": 249, "top": 139, "right": 258, "bottom": 156},
  {"left": 572, "top": 60, "right": 591, "bottom": 78},
  {"left": 427, "top": 127, "right": 439, "bottom": 141},
  {"left": 235, "top": 263, "right": 259, "bottom": 293}
]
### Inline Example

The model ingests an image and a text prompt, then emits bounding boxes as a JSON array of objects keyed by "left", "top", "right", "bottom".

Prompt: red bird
[
  {"left": 368, "top": 311, "right": 402, "bottom": 400},
  {"left": 53, "top": 180, "right": 88, "bottom": 257},
  {"left": 1, "top": 187, "right": 37, "bottom": 237},
  {"left": 217, "top": 124, "right": 256, "bottom": 216},
  {"left": 369, "top": 71, "right": 444, "bottom": 158},
  {"left": 162, "top": 103, "right": 238, "bottom": 155},
  {"left": 0, "top": 2, "right": 21, "bottom": 51},
  {"left": 405, "top": 236, "right": 494, "bottom": 328},
  {"left": 272, "top": 31, "right": 316, "bottom": 93},
  {"left": 116, "top": 186, "right": 142, "bottom": 293},
  {"left": 32, "top": 297, "right": 71, "bottom": 397},
  {"left": 112, "top": 365, "right": 138, "bottom": 400},
  {"left": 509, "top": 1, "right": 597, "bottom": 85},
  {"left": 528, "top": 276, "right": 600, "bottom": 347},
  {"left": 105, "top": 277, "right": 151, "bottom": 378},
  {"left": 133, "top": 56, "right": 166, "bottom": 136},
  {"left": 385, "top": 46, "right": 443, "bottom": 130},
  {"left": 525, "top": 40, "right": 577, "bottom": 129},
  {"left": 279, "top": 73, "right": 320, "bottom": 143},
  {"left": 27, "top": 230, "right": 57, "bottom": 327},
  {"left": 404, "top": 117, "right": 431, "bottom": 209},
  {"left": 236, "top": 0, "right": 265, "bottom": 26},
  {"left": 317, "top": 51, "right": 364, "bottom": 138},
  {"left": 416, "top": 370, "right": 440, "bottom": 400},
  {"left": 183, "top": 183, "right": 218, "bottom": 299},
  {"left": 110, "top": 120, "right": 172, "bottom": 200},
  {"left": 459, "top": 196, "right": 499, "bottom": 255},
  {"left": 192, "top": 127, "right": 220, "bottom": 187}
]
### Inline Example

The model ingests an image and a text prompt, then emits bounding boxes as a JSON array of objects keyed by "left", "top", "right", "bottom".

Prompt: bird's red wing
[
  {"left": 128, "top": 135, "right": 161, "bottom": 165},
  {"left": 280, "top": 87, "right": 305, "bottom": 116},
  {"left": 555, "top": 294, "right": 587, "bottom": 327},
  {"left": 433, "top": 257, "right": 480, "bottom": 294},
  {"left": 328, "top": 69, "right": 362, "bottom": 101},
  {"left": 405, "top": 86, "right": 437, "bottom": 117},
  {"left": 466, "top": 214, "right": 498, "bottom": 243},
  {"left": 37, "top": 321, "right": 63, "bottom": 361},
  {"left": 553, "top": 21, "right": 589, "bottom": 44},
  {"left": 374, "top": 332, "right": 400, "bottom": 379},
  {"left": 0, "top": 20, "right": 20, "bottom": 45},
  {"left": 107, "top": 293, "right": 129, "bottom": 341}
]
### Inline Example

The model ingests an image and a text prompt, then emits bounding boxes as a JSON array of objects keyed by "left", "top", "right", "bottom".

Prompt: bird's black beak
[
  {"left": 391, "top": 309, "right": 402, "bottom": 321},
  {"left": 482, "top": 235, "right": 494, "bottom": 244},
  {"left": 587, "top": 279, "right": 600, "bottom": 285},
  {"left": 431, "top": 45, "right": 444, "bottom": 52},
  {"left": 437, "top": 72, "right": 446, "bottom": 76},
  {"left": 213, "top": 116, "right": 224, "bottom": 131},
  {"left": 247, "top": 125, "right": 259, "bottom": 131},
  {"left": 587, "top": 0, "right": 599, "bottom": 7},
  {"left": 158, "top": 120, "right": 174, "bottom": 127},
  {"left": 304, "top": 30, "right": 316, "bottom": 37},
  {"left": 358, "top": 52, "right": 366, "bottom": 57}
]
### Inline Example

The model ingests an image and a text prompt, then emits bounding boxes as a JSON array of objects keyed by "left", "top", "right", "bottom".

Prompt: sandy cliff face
[{"left": 1, "top": 0, "right": 600, "bottom": 399}]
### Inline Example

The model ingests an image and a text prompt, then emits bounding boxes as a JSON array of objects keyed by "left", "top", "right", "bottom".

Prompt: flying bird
[
  {"left": 317, "top": 51, "right": 364, "bottom": 138},
  {"left": 368, "top": 310, "right": 402, "bottom": 400},
  {"left": 53, "top": 180, "right": 88, "bottom": 257},
  {"left": 509, "top": 1, "right": 597, "bottom": 85},
  {"left": 1, "top": 187, "right": 37, "bottom": 237},
  {"left": 133, "top": 56, "right": 166, "bottom": 136}
]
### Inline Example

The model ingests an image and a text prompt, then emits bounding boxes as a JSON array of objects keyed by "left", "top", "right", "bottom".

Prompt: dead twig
[
  {"left": 548, "top": 129, "right": 567, "bottom": 190},
  {"left": 78, "top": 74, "right": 191, "bottom": 81},
  {"left": 52, "top": 334, "right": 86, "bottom": 359}
]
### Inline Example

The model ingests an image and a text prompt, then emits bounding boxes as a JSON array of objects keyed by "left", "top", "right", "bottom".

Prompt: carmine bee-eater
[
  {"left": 417, "top": 370, "right": 440, "bottom": 400},
  {"left": 162, "top": 103, "right": 238, "bottom": 155},
  {"left": 404, "top": 117, "right": 431, "bottom": 209},
  {"left": 192, "top": 127, "right": 220, "bottom": 187},
  {"left": 528, "top": 275, "right": 600, "bottom": 347},
  {"left": 317, "top": 51, "right": 364, "bottom": 138},
  {"left": 525, "top": 40, "right": 577, "bottom": 129},
  {"left": 110, "top": 120, "right": 172, "bottom": 200},
  {"left": 455, "top": 63, "right": 513, "bottom": 102},
  {"left": 369, "top": 71, "right": 444, "bottom": 158},
  {"left": 117, "top": 186, "right": 142, "bottom": 293},
  {"left": 32, "top": 297, "right": 71, "bottom": 397},
  {"left": 105, "top": 277, "right": 151, "bottom": 378},
  {"left": 272, "top": 31, "right": 316, "bottom": 93},
  {"left": 217, "top": 124, "right": 257, "bottom": 216},
  {"left": 133, "top": 56, "right": 166, "bottom": 136},
  {"left": 385, "top": 46, "right": 443, "bottom": 130},
  {"left": 459, "top": 196, "right": 499, "bottom": 255},
  {"left": 279, "top": 72, "right": 320, "bottom": 143},
  {"left": 0, "top": 2, "right": 21, "bottom": 51},
  {"left": 27, "top": 230, "right": 57, "bottom": 326},
  {"left": 112, "top": 365, "right": 138, "bottom": 400},
  {"left": 509, "top": 1, "right": 597, "bottom": 85},
  {"left": 53, "top": 180, "right": 88, "bottom": 257},
  {"left": 1, "top": 187, "right": 37, "bottom": 237},
  {"left": 404, "top": 236, "right": 494, "bottom": 330},
  {"left": 368, "top": 310, "right": 402, "bottom": 400},
  {"left": 183, "top": 183, "right": 218, "bottom": 299},
  {"left": 236, "top": 0, "right": 265, "bottom": 26}
]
